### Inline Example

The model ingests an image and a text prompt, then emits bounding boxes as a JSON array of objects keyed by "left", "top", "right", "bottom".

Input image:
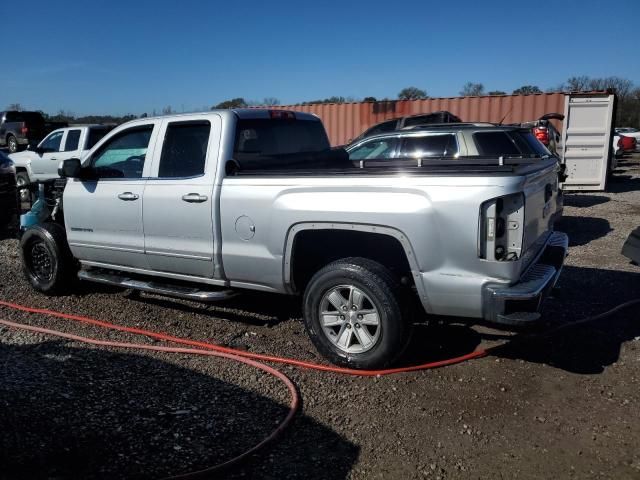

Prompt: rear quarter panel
[{"left": 219, "top": 173, "right": 540, "bottom": 317}]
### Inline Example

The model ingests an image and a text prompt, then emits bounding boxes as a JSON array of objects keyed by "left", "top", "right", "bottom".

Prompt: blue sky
[{"left": 3, "top": 0, "right": 638, "bottom": 116}]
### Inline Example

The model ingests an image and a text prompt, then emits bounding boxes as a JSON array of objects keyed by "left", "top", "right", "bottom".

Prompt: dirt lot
[{"left": 1, "top": 156, "right": 639, "bottom": 480}]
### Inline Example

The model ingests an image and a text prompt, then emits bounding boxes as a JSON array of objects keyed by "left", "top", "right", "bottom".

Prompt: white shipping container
[{"left": 560, "top": 93, "right": 616, "bottom": 191}]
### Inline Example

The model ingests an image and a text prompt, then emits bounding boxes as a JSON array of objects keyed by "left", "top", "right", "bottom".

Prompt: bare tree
[
  {"left": 162, "top": 105, "right": 173, "bottom": 115},
  {"left": 460, "top": 82, "right": 485, "bottom": 96},
  {"left": 6, "top": 103, "right": 23, "bottom": 111},
  {"left": 565, "top": 76, "right": 590, "bottom": 92},
  {"left": 397, "top": 87, "right": 428, "bottom": 100},
  {"left": 262, "top": 97, "right": 281, "bottom": 106},
  {"left": 487, "top": 91, "right": 507, "bottom": 96}
]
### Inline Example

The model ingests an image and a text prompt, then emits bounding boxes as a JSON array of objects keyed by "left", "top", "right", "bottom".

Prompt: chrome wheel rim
[
  {"left": 8, "top": 137, "right": 17, "bottom": 152},
  {"left": 16, "top": 176, "right": 30, "bottom": 202},
  {"left": 319, "top": 285, "right": 381, "bottom": 354},
  {"left": 29, "top": 242, "right": 53, "bottom": 282}
]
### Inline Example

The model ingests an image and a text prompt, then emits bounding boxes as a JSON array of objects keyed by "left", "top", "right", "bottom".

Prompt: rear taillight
[
  {"left": 269, "top": 110, "right": 296, "bottom": 120},
  {"left": 20, "top": 122, "right": 28, "bottom": 135},
  {"left": 479, "top": 193, "right": 525, "bottom": 261},
  {"left": 533, "top": 126, "right": 549, "bottom": 145}
]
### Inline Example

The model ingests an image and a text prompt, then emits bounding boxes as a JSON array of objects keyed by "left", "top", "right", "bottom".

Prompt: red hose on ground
[
  {"left": 2, "top": 298, "right": 639, "bottom": 478},
  {"left": 0, "top": 300, "right": 488, "bottom": 375},
  {"left": 0, "top": 317, "right": 299, "bottom": 480}
]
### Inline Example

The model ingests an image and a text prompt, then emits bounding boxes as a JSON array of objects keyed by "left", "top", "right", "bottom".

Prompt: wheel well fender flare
[{"left": 282, "top": 222, "right": 431, "bottom": 310}]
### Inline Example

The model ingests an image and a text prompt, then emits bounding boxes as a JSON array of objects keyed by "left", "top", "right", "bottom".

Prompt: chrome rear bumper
[{"left": 483, "top": 231, "right": 569, "bottom": 326}]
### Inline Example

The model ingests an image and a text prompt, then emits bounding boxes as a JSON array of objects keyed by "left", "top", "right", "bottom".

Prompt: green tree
[
  {"left": 363, "top": 96, "right": 378, "bottom": 102},
  {"left": 512, "top": 85, "right": 542, "bottom": 95},
  {"left": 397, "top": 87, "right": 428, "bottom": 100},
  {"left": 460, "top": 82, "right": 485, "bottom": 96},
  {"left": 487, "top": 90, "right": 507, "bottom": 96},
  {"left": 213, "top": 98, "right": 248, "bottom": 109}
]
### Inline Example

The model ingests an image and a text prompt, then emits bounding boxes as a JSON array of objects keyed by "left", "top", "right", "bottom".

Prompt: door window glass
[
  {"left": 348, "top": 139, "right": 397, "bottom": 160},
  {"left": 64, "top": 129, "right": 81, "bottom": 151},
  {"left": 91, "top": 126, "right": 153, "bottom": 178},
  {"left": 40, "top": 131, "right": 64, "bottom": 152},
  {"left": 158, "top": 121, "right": 210, "bottom": 178},
  {"left": 400, "top": 134, "right": 458, "bottom": 157}
]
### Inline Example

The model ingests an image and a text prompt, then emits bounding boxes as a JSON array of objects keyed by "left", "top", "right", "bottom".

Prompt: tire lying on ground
[
  {"left": 20, "top": 222, "right": 77, "bottom": 294},
  {"left": 303, "top": 257, "right": 412, "bottom": 369}
]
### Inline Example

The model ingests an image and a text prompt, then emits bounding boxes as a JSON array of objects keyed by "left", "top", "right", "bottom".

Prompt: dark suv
[
  {"left": 0, "top": 111, "right": 67, "bottom": 153},
  {"left": 349, "top": 111, "right": 462, "bottom": 144}
]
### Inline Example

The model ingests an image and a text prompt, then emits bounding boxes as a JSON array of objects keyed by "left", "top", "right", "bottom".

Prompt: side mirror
[{"left": 58, "top": 158, "right": 82, "bottom": 178}]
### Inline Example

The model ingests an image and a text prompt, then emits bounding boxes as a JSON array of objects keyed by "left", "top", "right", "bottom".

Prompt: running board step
[{"left": 78, "top": 269, "right": 238, "bottom": 303}]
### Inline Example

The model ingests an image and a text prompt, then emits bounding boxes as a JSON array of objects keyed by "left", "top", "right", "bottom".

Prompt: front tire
[
  {"left": 303, "top": 257, "right": 411, "bottom": 369},
  {"left": 20, "top": 222, "right": 76, "bottom": 295}
]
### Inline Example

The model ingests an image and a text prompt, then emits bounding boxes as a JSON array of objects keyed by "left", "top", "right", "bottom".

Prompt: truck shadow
[
  {"left": 492, "top": 265, "right": 640, "bottom": 374},
  {"left": 554, "top": 216, "right": 612, "bottom": 246},
  {"left": 562, "top": 194, "right": 609, "bottom": 208},
  {"left": 0, "top": 340, "right": 358, "bottom": 480}
]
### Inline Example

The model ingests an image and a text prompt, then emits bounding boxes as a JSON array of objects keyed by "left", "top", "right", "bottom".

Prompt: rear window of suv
[
  {"left": 473, "top": 132, "right": 520, "bottom": 156},
  {"left": 473, "top": 130, "right": 552, "bottom": 157}
]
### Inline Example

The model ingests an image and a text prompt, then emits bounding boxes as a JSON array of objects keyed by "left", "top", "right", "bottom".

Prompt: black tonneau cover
[{"left": 229, "top": 148, "right": 555, "bottom": 176}]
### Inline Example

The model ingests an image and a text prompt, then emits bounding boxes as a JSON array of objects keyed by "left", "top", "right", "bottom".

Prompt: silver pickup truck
[{"left": 18, "top": 109, "right": 567, "bottom": 368}]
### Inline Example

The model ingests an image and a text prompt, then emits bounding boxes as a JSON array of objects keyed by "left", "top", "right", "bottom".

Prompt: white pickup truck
[
  {"left": 9, "top": 125, "right": 113, "bottom": 202},
  {"left": 18, "top": 109, "right": 567, "bottom": 368}
]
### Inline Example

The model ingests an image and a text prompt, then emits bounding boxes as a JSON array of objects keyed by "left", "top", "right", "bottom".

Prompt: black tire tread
[
  {"left": 303, "top": 256, "right": 412, "bottom": 369},
  {"left": 20, "top": 222, "right": 76, "bottom": 295}
]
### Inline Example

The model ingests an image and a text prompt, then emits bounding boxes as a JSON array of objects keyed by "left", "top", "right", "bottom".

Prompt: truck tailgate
[{"left": 522, "top": 162, "right": 560, "bottom": 256}]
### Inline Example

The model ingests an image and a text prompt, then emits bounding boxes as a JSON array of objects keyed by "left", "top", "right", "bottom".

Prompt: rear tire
[
  {"left": 7, "top": 135, "right": 18, "bottom": 153},
  {"left": 303, "top": 257, "right": 412, "bottom": 369},
  {"left": 20, "top": 222, "right": 77, "bottom": 295}
]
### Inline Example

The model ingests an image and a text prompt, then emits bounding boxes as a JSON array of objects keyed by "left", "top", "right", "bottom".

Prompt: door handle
[
  {"left": 182, "top": 193, "right": 208, "bottom": 203},
  {"left": 51, "top": 158, "right": 57, "bottom": 161},
  {"left": 118, "top": 192, "right": 139, "bottom": 201}
]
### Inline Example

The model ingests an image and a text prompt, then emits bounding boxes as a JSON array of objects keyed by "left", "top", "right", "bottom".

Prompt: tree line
[{"left": 6, "top": 75, "right": 639, "bottom": 127}]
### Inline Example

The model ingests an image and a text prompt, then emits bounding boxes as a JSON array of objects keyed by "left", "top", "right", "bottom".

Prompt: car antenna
[{"left": 498, "top": 107, "right": 513, "bottom": 125}]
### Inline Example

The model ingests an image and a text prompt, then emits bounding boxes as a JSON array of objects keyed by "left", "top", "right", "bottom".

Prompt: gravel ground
[{"left": 1, "top": 155, "right": 639, "bottom": 479}]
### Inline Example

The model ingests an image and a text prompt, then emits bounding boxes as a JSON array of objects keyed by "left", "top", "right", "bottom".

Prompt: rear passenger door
[{"left": 143, "top": 115, "right": 222, "bottom": 278}]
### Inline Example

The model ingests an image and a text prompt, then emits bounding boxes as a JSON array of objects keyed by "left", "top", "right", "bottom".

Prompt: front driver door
[
  {"left": 64, "top": 122, "right": 160, "bottom": 269},
  {"left": 31, "top": 130, "right": 65, "bottom": 180}
]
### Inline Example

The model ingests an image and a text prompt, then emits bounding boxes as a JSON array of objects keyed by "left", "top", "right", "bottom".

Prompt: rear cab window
[{"left": 233, "top": 118, "right": 331, "bottom": 171}]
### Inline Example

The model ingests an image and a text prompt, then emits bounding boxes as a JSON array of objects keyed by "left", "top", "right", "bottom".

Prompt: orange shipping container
[{"left": 271, "top": 93, "right": 567, "bottom": 146}]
